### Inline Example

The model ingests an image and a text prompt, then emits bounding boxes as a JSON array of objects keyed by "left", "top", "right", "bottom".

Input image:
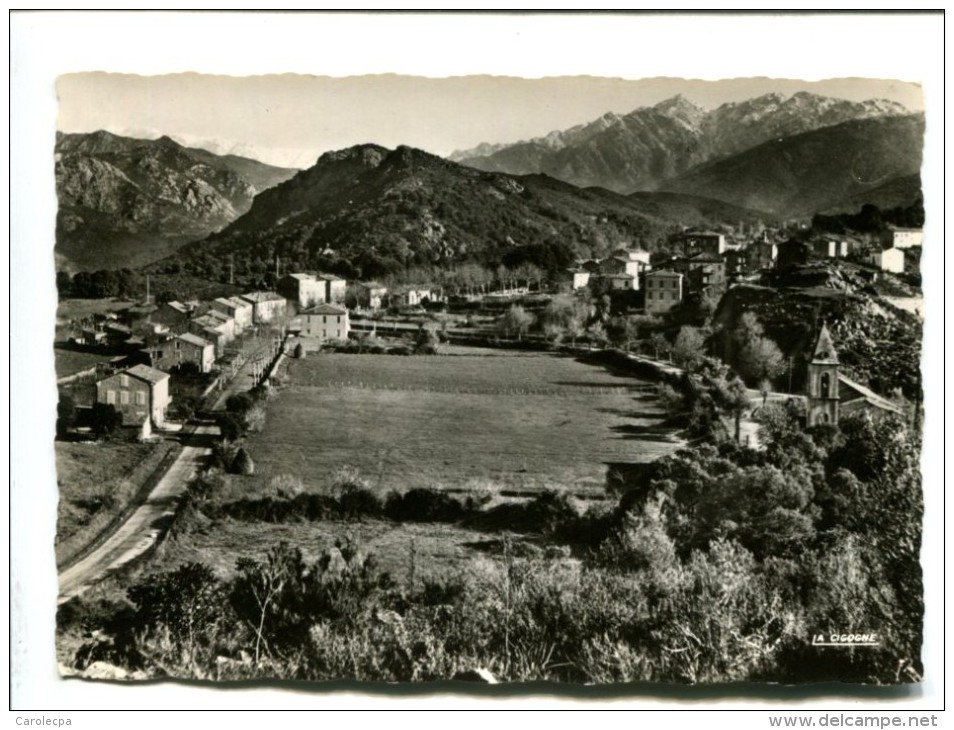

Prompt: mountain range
[
  {"left": 451, "top": 92, "right": 912, "bottom": 195},
  {"left": 56, "top": 91, "right": 924, "bottom": 276},
  {"left": 659, "top": 114, "right": 924, "bottom": 216},
  {"left": 55, "top": 131, "right": 298, "bottom": 272},
  {"left": 168, "top": 144, "right": 768, "bottom": 283}
]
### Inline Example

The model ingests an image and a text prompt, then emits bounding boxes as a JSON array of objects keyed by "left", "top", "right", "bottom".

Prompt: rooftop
[
  {"left": 178, "top": 332, "right": 212, "bottom": 348},
  {"left": 301, "top": 303, "right": 349, "bottom": 316},
  {"left": 124, "top": 364, "right": 170, "bottom": 384},
  {"left": 646, "top": 269, "right": 683, "bottom": 278},
  {"left": 241, "top": 291, "right": 285, "bottom": 304}
]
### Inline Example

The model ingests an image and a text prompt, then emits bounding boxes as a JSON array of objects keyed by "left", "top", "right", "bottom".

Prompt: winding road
[
  {"left": 57, "top": 332, "right": 284, "bottom": 605},
  {"left": 57, "top": 423, "right": 217, "bottom": 604}
]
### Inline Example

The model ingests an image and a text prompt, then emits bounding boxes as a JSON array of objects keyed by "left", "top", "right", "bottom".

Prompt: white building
[
  {"left": 869, "top": 247, "right": 905, "bottom": 274},
  {"left": 881, "top": 226, "right": 923, "bottom": 250}
]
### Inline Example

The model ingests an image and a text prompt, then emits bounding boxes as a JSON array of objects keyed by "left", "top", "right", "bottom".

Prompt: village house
[
  {"left": 96, "top": 364, "right": 171, "bottom": 428},
  {"left": 241, "top": 291, "right": 287, "bottom": 325},
  {"left": 674, "top": 252, "right": 727, "bottom": 290},
  {"left": 868, "top": 247, "right": 905, "bottom": 274},
  {"left": 299, "top": 303, "right": 350, "bottom": 348},
  {"left": 145, "top": 333, "right": 215, "bottom": 373},
  {"left": 318, "top": 273, "right": 348, "bottom": 304},
  {"left": 189, "top": 314, "right": 232, "bottom": 356},
  {"left": 644, "top": 270, "right": 684, "bottom": 315},
  {"left": 603, "top": 273, "right": 638, "bottom": 291},
  {"left": 722, "top": 248, "right": 748, "bottom": 277},
  {"left": 776, "top": 240, "right": 811, "bottom": 269},
  {"left": 73, "top": 327, "right": 106, "bottom": 348},
  {"left": 355, "top": 282, "right": 388, "bottom": 310},
  {"left": 204, "top": 309, "right": 236, "bottom": 341},
  {"left": 611, "top": 246, "right": 652, "bottom": 271},
  {"left": 150, "top": 301, "right": 197, "bottom": 333},
  {"left": 600, "top": 255, "right": 643, "bottom": 282},
  {"left": 810, "top": 237, "right": 849, "bottom": 259},
  {"left": 565, "top": 268, "right": 591, "bottom": 291},
  {"left": 748, "top": 240, "right": 778, "bottom": 270},
  {"left": 211, "top": 296, "right": 254, "bottom": 333},
  {"left": 881, "top": 226, "right": 923, "bottom": 250},
  {"left": 278, "top": 272, "right": 348, "bottom": 309},
  {"left": 278, "top": 273, "right": 324, "bottom": 309},
  {"left": 386, "top": 287, "right": 435, "bottom": 308},
  {"left": 680, "top": 231, "right": 727, "bottom": 257}
]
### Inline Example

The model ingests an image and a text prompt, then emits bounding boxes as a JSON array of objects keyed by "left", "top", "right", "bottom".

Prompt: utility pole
[
  {"left": 275, "top": 255, "right": 280, "bottom": 280},
  {"left": 229, "top": 254, "right": 234, "bottom": 285},
  {"left": 145, "top": 275, "right": 151, "bottom": 305},
  {"left": 788, "top": 356, "right": 794, "bottom": 394}
]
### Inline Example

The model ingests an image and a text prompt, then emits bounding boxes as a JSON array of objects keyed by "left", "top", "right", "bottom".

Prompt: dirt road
[
  {"left": 57, "top": 423, "right": 217, "bottom": 604},
  {"left": 57, "top": 333, "right": 284, "bottom": 604}
]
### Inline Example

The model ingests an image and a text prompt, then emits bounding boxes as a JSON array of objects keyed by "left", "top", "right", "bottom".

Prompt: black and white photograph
[{"left": 10, "top": 9, "right": 944, "bottom": 718}]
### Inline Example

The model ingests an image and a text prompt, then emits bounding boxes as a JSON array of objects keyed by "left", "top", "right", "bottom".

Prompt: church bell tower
[{"left": 805, "top": 324, "right": 840, "bottom": 426}]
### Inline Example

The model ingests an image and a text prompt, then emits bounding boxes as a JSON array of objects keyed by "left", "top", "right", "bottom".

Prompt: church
[{"left": 804, "top": 324, "right": 905, "bottom": 427}]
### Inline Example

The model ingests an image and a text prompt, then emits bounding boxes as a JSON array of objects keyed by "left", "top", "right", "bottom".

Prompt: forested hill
[
  {"left": 159, "top": 143, "right": 770, "bottom": 284},
  {"left": 55, "top": 131, "right": 298, "bottom": 272}
]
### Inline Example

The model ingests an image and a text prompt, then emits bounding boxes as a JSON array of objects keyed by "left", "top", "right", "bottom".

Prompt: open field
[
  {"left": 55, "top": 439, "right": 170, "bottom": 566},
  {"left": 236, "top": 349, "right": 682, "bottom": 498},
  {"left": 54, "top": 346, "right": 120, "bottom": 381},
  {"left": 156, "top": 518, "right": 531, "bottom": 583},
  {"left": 56, "top": 298, "right": 136, "bottom": 325}
]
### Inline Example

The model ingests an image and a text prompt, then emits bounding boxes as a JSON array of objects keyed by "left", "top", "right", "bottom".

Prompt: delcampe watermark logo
[{"left": 811, "top": 632, "right": 881, "bottom": 647}]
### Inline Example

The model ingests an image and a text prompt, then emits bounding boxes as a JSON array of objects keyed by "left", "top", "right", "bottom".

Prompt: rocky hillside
[
  {"left": 452, "top": 92, "right": 910, "bottom": 194},
  {"left": 712, "top": 267, "right": 921, "bottom": 399},
  {"left": 660, "top": 114, "right": 924, "bottom": 219},
  {"left": 167, "top": 143, "right": 769, "bottom": 284},
  {"left": 55, "top": 131, "right": 297, "bottom": 271}
]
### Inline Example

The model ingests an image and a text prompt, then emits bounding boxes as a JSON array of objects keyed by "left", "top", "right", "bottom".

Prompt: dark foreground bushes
[
  {"left": 64, "top": 520, "right": 918, "bottom": 685},
  {"left": 210, "top": 485, "right": 615, "bottom": 548}
]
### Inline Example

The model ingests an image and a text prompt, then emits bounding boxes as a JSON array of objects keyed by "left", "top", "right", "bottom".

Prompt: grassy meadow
[{"left": 236, "top": 349, "right": 682, "bottom": 498}]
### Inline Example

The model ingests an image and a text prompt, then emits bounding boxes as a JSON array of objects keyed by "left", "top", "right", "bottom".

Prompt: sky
[{"left": 57, "top": 73, "right": 924, "bottom": 169}]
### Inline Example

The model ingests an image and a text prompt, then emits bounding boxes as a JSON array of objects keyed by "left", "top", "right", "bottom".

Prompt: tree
[
  {"left": 671, "top": 326, "right": 707, "bottom": 370},
  {"left": 738, "top": 336, "right": 786, "bottom": 386},
  {"left": 231, "top": 448, "right": 256, "bottom": 476},
  {"left": 55, "top": 271, "right": 72, "bottom": 298},
  {"left": 89, "top": 402, "right": 122, "bottom": 439},
  {"left": 56, "top": 395, "right": 77, "bottom": 437},
  {"left": 414, "top": 322, "right": 440, "bottom": 354},
  {"left": 649, "top": 332, "right": 670, "bottom": 361},
  {"left": 587, "top": 321, "right": 608, "bottom": 349},
  {"left": 217, "top": 412, "right": 245, "bottom": 442},
  {"left": 498, "top": 305, "right": 535, "bottom": 341}
]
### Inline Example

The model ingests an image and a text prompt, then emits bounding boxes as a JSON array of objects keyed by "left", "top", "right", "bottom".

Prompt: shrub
[
  {"left": 90, "top": 402, "right": 123, "bottom": 439},
  {"left": 225, "top": 393, "right": 254, "bottom": 416},
  {"left": 231, "top": 448, "right": 255, "bottom": 476},
  {"left": 216, "top": 413, "right": 245, "bottom": 442},
  {"left": 268, "top": 474, "right": 305, "bottom": 500},
  {"left": 56, "top": 395, "right": 77, "bottom": 437},
  {"left": 384, "top": 488, "right": 470, "bottom": 522}
]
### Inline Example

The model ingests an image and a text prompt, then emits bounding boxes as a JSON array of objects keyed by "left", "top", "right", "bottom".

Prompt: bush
[
  {"left": 90, "top": 402, "right": 123, "bottom": 439},
  {"left": 337, "top": 484, "right": 383, "bottom": 520},
  {"left": 268, "top": 474, "right": 305, "bottom": 500},
  {"left": 384, "top": 488, "right": 470, "bottom": 522},
  {"left": 231, "top": 448, "right": 255, "bottom": 476},
  {"left": 216, "top": 413, "right": 245, "bottom": 442},
  {"left": 57, "top": 395, "right": 77, "bottom": 437},
  {"left": 225, "top": 393, "right": 254, "bottom": 417}
]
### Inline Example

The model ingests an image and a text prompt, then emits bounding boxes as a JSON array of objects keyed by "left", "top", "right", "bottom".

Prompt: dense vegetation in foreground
[{"left": 59, "top": 400, "right": 921, "bottom": 685}]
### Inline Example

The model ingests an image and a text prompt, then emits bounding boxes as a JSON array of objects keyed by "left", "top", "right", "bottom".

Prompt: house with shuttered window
[
  {"left": 299, "top": 303, "right": 350, "bottom": 349},
  {"left": 95, "top": 364, "right": 171, "bottom": 427}
]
